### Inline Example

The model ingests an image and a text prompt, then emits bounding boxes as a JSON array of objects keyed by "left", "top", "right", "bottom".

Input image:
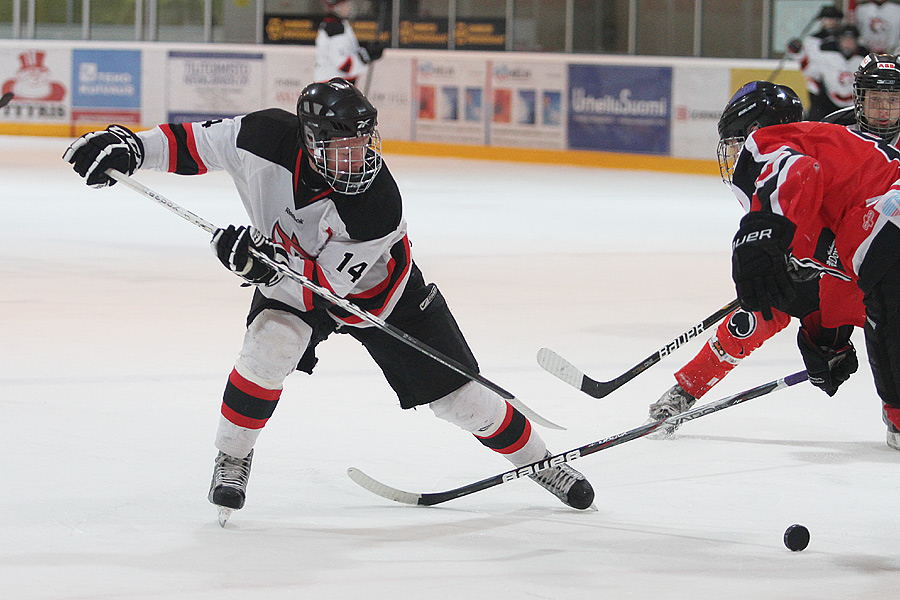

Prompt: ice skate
[
  {"left": 646, "top": 384, "right": 697, "bottom": 438},
  {"left": 883, "top": 404, "right": 900, "bottom": 451},
  {"left": 208, "top": 449, "right": 253, "bottom": 526},
  {"left": 528, "top": 453, "right": 595, "bottom": 510}
]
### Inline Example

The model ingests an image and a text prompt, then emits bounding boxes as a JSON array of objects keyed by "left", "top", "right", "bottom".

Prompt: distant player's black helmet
[
  {"left": 853, "top": 53, "right": 900, "bottom": 141},
  {"left": 717, "top": 81, "right": 803, "bottom": 184},
  {"left": 297, "top": 77, "right": 382, "bottom": 194}
]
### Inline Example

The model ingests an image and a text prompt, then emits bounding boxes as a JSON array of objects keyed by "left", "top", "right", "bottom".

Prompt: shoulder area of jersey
[{"left": 321, "top": 16, "right": 346, "bottom": 36}]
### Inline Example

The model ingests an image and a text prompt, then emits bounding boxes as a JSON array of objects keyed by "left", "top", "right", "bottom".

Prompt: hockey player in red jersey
[
  {"left": 648, "top": 76, "right": 888, "bottom": 437},
  {"left": 824, "top": 53, "right": 900, "bottom": 145},
  {"left": 717, "top": 80, "right": 900, "bottom": 450},
  {"left": 63, "top": 78, "right": 594, "bottom": 524}
]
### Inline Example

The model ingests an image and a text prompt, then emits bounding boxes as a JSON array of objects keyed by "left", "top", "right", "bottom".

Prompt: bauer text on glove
[{"left": 731, "top": 211, "right": 797, "bottom": 321}]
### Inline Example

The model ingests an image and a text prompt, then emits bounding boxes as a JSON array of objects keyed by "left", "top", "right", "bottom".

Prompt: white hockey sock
[
  {"left": 215, "top": 414, "right": 261, "bottom": 459},
  {"left": 430, "top": 381, "right": 548, "bottom": 467}
]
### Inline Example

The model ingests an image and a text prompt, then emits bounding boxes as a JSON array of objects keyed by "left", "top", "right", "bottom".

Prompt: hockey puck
[
  {"left": 783, "top": 524, "right": 809, "bottom": 551},
  {"left": 0, "top": 92, "right": 12, "bottom": 109}
]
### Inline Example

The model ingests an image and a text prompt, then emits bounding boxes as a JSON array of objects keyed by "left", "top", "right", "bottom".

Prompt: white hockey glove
[
  {"left": 63, "top": 124, "right": 144, "bottom": 188},
  {"left": 211, "top": 225, "right": 288, "bottom": 286}
]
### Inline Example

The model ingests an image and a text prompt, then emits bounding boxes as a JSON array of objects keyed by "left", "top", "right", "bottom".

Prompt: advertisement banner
[
  {"left": 167, "top": 51, "right": 265, "bottom": 122},
  {"left": 71, "top": 49, "right": 141, "bottom": 125},
  {"left": 413, "top": 57, "right": 487, "bottom": 145},
  {"left": 366, "top": 55, "right": 414, "bottom": 141},
  {"left": 264, "top": 47, "right": 316, "bottom": 113},
  {"left": 488, "top": 60, "right": 566, "bottom": 148},
  {"left": 0, "top": 48, "right": 70, "bottom": 123},
  {"left": 670, "top": 64, "right": 729, "bottom": 160},
  {"left": 399, "top": 19, "right": 450, "bottom": 49},
  {"left": 455, "top": 19, "right": 506, "bottom": 51},
  {"left": 264, "top": 14, "right": 320, "bottom": 45},
  {"left": 567, "top": 64, "right": 672, "bottom": 155}
]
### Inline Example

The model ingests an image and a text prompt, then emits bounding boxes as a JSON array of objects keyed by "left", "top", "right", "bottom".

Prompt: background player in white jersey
[
  {"left": 63, "top": 78, "right": 594, "bottom": 523},
  {"left": 854, "top": 0, "right": 900, "bottom": 54},
  {"left": 315, "top": 0, "right": 384, "bottom": 84},
  {"left": 801, "top": 24, "right": 869, "bottom": 120},
  {"left": 786, "top": 5, "right": 845, "bottom": 118}
]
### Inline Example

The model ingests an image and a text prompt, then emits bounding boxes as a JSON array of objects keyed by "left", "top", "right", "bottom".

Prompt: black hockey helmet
[
  {"left": 817, "top": 5, "right": 843, "bottom": 20},
  {"left": 296, "top": 77, "right": 382, "bottom": 194},
  {"left": 853, "top": 53, "right": 900, "bottom": 141},
  {"left": 717, "top": 81, "right": 803, "bottom": 183},
  {"left": 718, "top": 81, "right": 803, "bottom": 141}
]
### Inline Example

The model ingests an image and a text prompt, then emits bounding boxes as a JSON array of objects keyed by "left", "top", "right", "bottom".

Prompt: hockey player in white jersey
[
  {"left": 854, "top": 0, "right": 900, "bottom": 54},
  {"left": 63, "top": 78, "right": 594, "bottom": 523},
  {"left": 315, "top": 0, "right": 383, "bottom": 84}
]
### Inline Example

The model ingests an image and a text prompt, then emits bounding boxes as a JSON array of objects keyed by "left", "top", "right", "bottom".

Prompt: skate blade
[{"left": 217, "top": 507, "right": 234, "bottom": 527}]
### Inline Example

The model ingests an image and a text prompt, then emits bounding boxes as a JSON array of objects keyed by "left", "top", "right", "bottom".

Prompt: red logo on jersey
[{"left": 271, "top": 222, "right": 310, "bottom": 258}]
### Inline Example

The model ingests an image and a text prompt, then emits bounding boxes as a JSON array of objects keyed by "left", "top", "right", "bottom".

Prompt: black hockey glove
[
  {"left": 731, "top": 211, "right": 797, "bottom": 321},
  {"left": 797, "top": 325, "right": 858, "bottom": 397},
  {"left": 359, "top": 42, "right": 386, "bottom": 63},
  {"left": 63, "top": 124, "right": 144, "bottom": 188},
  {"left": 211, "top": 225, "right": 288, "bottom": 286}
]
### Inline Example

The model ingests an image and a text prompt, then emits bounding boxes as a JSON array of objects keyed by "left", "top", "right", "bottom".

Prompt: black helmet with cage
[
  {"left": 716, "top": 81, "right": 803, "bottom": 184},
  {"left": 296, "top": 77, "right": 382, "bottom": 194},
  {"left": 853, "top": 53, "right": 900, "bottom": 141}
]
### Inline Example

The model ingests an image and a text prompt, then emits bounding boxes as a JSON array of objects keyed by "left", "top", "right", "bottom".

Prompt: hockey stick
[
  {"left": 347, "top": 370, "right": 808, "bottom": 506},
  {"left": 767, "top": 10, "right": 821, "bottom": 80},
  {"left": 537, "top": 298, "right": 740, "bottom": 399},
  {"left": 105, "top": 169, "right": 564, "bottom": 430},
  {"left": 363, "top": 0, "right": 390, "bottom": 97},
  {"left": 0, "top": 92, "right": 13, "bottom": 109}
]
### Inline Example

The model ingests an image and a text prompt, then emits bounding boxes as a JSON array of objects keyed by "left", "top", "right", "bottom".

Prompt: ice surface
[{"left": 2, "top": 135, "right": 898, "bottom": 599}]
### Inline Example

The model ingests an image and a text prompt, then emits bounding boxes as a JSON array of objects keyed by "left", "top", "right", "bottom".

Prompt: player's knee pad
[
  {"left": 716, "top": 308, "right": 790, "bottom": 359},
  {"left": 429, "top": 381, "right": 507, "bottom": 434},
  {"left": 236, "top": 309, "right": 313, "bottom": 387}
]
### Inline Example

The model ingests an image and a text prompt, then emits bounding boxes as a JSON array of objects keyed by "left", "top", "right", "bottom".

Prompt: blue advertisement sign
[
  {"left": 567, "top": 64, "right": 672, "bottom": 155},
  {"left": 71, "top": 49, "right": 141, "bottom": 123}
]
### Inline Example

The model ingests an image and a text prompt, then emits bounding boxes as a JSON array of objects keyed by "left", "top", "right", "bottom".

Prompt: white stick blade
[
  {"left": 536, "top": 347, "right": 585, "bottom": 388},
  {"left": 347, "top": 467, "right": 422, "bottom": 505},
  {"left": 507, "top": 396, "right": 565, "bottom": 430}
]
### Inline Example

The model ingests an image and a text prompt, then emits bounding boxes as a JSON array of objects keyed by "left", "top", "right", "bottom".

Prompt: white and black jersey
[
  {"left": 137, "top": 109, "right": 411, "bottom": 327},
  {"left": 855, "top": 0, "right": 900, "bottom": 54},
  {"left": 315, "top": 16, "right": 367, "bottom": 83}
]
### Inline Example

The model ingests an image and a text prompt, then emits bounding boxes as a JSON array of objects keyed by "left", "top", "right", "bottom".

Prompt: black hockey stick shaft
[
  {"left": 767, "top": 11, "right": 821, "bottom": 80},
  {"left": 363, "top": 0, "right": 390, "bottom": 96},
  {"left": 0, "top": 92, "right": 13, "bottom": 109},
  {"left": 105, "top": 170, "right": 566, "bottom": 429},
  {"left": 538, "top": 298, "right": 740, "bottom": 398},
  {"left": 347, "top": 371, "right": 808, "bottom": 506}
]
